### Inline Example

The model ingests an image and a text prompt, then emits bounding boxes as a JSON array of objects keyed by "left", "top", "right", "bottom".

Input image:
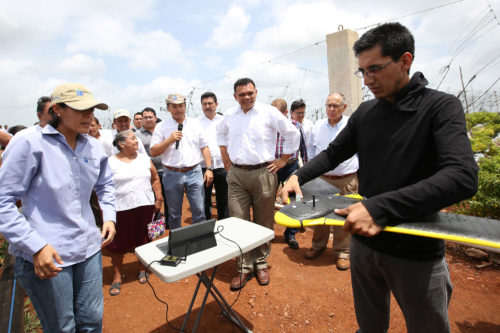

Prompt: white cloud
[
  {"left": 66, "top": 17, "right": 132, "bottom": 55},
  {"left": 0, "top": 58, "right": 32, "bottom": 75},
  {"left": 206, "top": 6, "right": 251, "bottom": 49},
  {"left": 66, "top": 17, "right": 186, "bottom": 70},
  {"left": 59, "top": 54, "right": 106, "bottom": 77},
  {"left": 129, "top": 30, "right": 184, "bottom": 70},
  {"left": 252, "top": 1, "right": 365, "bottom": 52}
]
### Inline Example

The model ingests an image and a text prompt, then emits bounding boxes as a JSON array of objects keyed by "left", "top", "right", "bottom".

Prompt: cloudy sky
[{"left": 1, "top": 0, "right": 499, "bottom": 127}]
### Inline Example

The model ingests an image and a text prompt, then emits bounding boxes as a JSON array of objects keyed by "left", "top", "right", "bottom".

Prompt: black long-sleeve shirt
[{"left": 296, "top": 72, "right": 478, "bottom": 260}]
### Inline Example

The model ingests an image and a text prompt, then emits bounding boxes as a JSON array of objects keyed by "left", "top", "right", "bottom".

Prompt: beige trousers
[
  {"left": 310, "top": 173, "right": 359, "bottom": 258},
  {"left": 227, "top": 166, "right": 277, "bottom": 273}
]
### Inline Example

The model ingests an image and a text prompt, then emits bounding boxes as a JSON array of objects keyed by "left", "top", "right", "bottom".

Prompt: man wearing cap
[
  {"left": 217, "top": 78, "right": 300, "bottom": 290},
  {"left": 100, "top": 109, "right": 146, "bottom": 157},
  {"left": 150, "top": 93, "right": 213, "bottom": 230},
  {"left": 0, "top": 83, "right": 116, "bottom": 331}
]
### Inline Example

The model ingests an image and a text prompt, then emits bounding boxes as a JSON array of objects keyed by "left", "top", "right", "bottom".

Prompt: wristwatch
[{"left": 206, "top": 166, "right": 214, "bottom": 171}]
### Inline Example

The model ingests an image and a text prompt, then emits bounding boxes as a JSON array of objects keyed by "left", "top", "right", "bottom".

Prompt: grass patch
[
  {"left": 24, "top": 299, "right": 41, "bottom": 333},
  {"left": 0, "top": 235, "right": 7, "bottom": 268}
]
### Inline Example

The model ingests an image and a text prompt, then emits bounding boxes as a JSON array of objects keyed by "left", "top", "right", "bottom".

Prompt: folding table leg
[{"left": 180, "top": 274, "right": 204, "bottom": 332}]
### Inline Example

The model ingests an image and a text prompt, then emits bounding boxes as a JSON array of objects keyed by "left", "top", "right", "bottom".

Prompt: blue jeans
[
  {"left": 163, "top": 164, "right": 205, "bottom": 229},
  {"left": 15, "top": 251, "right": 103, "bottom": 333}
]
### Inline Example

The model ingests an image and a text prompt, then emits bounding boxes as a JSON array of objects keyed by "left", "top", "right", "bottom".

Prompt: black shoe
[{"left": 286, "top": 236, "right": 299, "bottom": 249}]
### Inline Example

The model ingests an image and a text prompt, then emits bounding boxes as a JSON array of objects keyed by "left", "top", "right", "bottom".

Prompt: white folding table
[{"left": 135, "top": 217, "right": 275, "bottom": 332}]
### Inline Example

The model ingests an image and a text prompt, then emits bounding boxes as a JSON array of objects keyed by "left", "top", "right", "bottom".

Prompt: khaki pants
[
  {"left": 311, "top": 173, "right": 359, "bottom": 258},
  {"left": 227, "top": 166, "right": 277, "bottom": 273}
]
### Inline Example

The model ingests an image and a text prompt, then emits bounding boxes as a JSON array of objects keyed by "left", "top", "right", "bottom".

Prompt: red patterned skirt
[{"left": 108, "top": 205, "right": 154, "bottom": 252}]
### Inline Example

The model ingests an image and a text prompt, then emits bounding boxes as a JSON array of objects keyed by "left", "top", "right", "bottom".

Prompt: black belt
[{"left": 232, "top": 162, "right": 271, "bottom": 170}]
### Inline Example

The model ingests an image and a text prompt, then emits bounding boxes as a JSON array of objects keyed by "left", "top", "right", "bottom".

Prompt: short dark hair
[
  {"left": 134, "top": 112, "right": 142, "bottom": 118},
  {"left": 201, "top": 92, "right": 217, "bottom": 103},
  {"left": 290, "top": 99, "right": 306, "bottom": 112},
  {"left": 37, "top": 96, "right": 51, "bottom": 115},
  {"left": 233, "top": 78, "right": 256, "bottom": 92},
  {"left": 353, "top": 22, "right": 415, "bottom": 62},
  {"left": 93, "top": 116, "right": 100, "bottom": 125},
  {"left": 141, "top": 107, "right": 156, "bottom": 117},
  {"left": 8, "top": 125, "right": 27, "bottom": 136}
]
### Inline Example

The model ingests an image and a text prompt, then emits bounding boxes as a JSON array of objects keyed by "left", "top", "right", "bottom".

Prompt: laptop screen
[{"left": 156, "top": 219, "right": 217, "bottom": 258}]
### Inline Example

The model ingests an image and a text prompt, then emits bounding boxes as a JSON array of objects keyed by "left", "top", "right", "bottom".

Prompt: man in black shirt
[{"left": 282, "top": 22, "right": 478, "bottom": 333}]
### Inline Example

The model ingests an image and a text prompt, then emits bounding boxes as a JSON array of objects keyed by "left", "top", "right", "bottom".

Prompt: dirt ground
[{"left": 101, "top": 200, "right": 500, "bottom": 333}]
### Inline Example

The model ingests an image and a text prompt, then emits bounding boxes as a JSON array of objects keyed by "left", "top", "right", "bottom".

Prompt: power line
[
  {"left": 436, "top": 6, "right": 497, "bottom": 89},
  {"left": 354, "top": 0, "right": 464, "bottom": 31},
  {"left": 470, "top": 76, "right": 500, "bottom": 107},
  {"left": 487, "top": 0, "right": 500, "bottom": 25},
  {"left": 202, "top": 41, "right": 326, "bottom": 84},
  {"left": 200, "top": 1, "right": 468, "bottom": 88},
  {"left": 271, "top": 61, "right": 327, "bottom": 76}
]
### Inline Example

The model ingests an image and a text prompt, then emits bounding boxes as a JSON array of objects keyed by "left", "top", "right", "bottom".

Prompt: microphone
[{"left": 175, "top": 123, "right": 183, "bottom": 149}]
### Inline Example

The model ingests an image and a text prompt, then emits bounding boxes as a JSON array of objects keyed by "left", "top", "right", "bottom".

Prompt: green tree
[{"left": 456, "top": 111, "right": 500, "bottom": 218}]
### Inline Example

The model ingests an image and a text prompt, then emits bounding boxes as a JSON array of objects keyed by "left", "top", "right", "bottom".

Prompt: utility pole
[
  {"left": 459, "top": 66, "right": 472, "bottom": 136},
  {"left": 326, "top": 28, "right": 362, "bottom": 115}
]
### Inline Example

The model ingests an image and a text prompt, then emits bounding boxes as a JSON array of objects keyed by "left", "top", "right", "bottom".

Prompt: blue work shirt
[{"left": 0, "top": 125, "right": 116, "bottom": 266}]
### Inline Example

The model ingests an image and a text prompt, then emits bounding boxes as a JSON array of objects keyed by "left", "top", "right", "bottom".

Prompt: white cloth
[
  {"left": 197, "top": 114, "right": 224, "bottom": 169},
  {"left": 217, "top": 101, "right": 300, "bottom": 165},
  {"left": 100, "top": 129, "right": 146, "bottom": 157},
  {"left": 310, "top": 116, "right": 359, "bottom": 176},
  {"left": 5, "top": 125, "right": 42, "bottom": 149},
  {"left": 302, "top": 118, "right": 314, "bottom": 147},
  {"left": 150, "top": 117, "right": 208, "bottom": 168},
  {"left": 108, "top": 153, "right": 154, "bottom": 212}
]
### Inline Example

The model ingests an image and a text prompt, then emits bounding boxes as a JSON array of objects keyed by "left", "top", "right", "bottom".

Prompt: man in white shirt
[
  {"left": 136, "top": 107, "right": 168, "bottom": 218},
  {"left": 305, "top": 92, "right": 359, "bottom": 270},
  {"left": 290, "top": 100, "right": 313, "bottom": 162},
  {"left": 4, "top": 96, "right": 53, "bottom": 149},
  {"left": 217, "top": 78, "right": 300, "bottom": 290},
  {"left": 100, "top": 109, "right": 146, "bottom": 157},
  {"left": 150, "top": 94, "right": 213, "bottom": 230},
  {"left": 197, "top": 92, "right": 229, "bottom": 221}
]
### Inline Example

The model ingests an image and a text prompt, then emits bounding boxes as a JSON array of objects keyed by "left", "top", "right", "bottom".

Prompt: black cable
[
  {"left": 215, "top": 225, "right": 245, "bottom": 312},
  {"left": 144, "top": 260, "right": 183, "bottom": 332},
  {"left": 144, "top": 227, "right": 246, "bottom": 332}
]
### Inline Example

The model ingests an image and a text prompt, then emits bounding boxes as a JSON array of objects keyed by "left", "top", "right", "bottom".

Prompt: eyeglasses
[
  {"left": 354, "top": 60, "right": 392, "bottom": 78},
  {"left": 325, "top": 104, "right": 344, "bottom": 109}
]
